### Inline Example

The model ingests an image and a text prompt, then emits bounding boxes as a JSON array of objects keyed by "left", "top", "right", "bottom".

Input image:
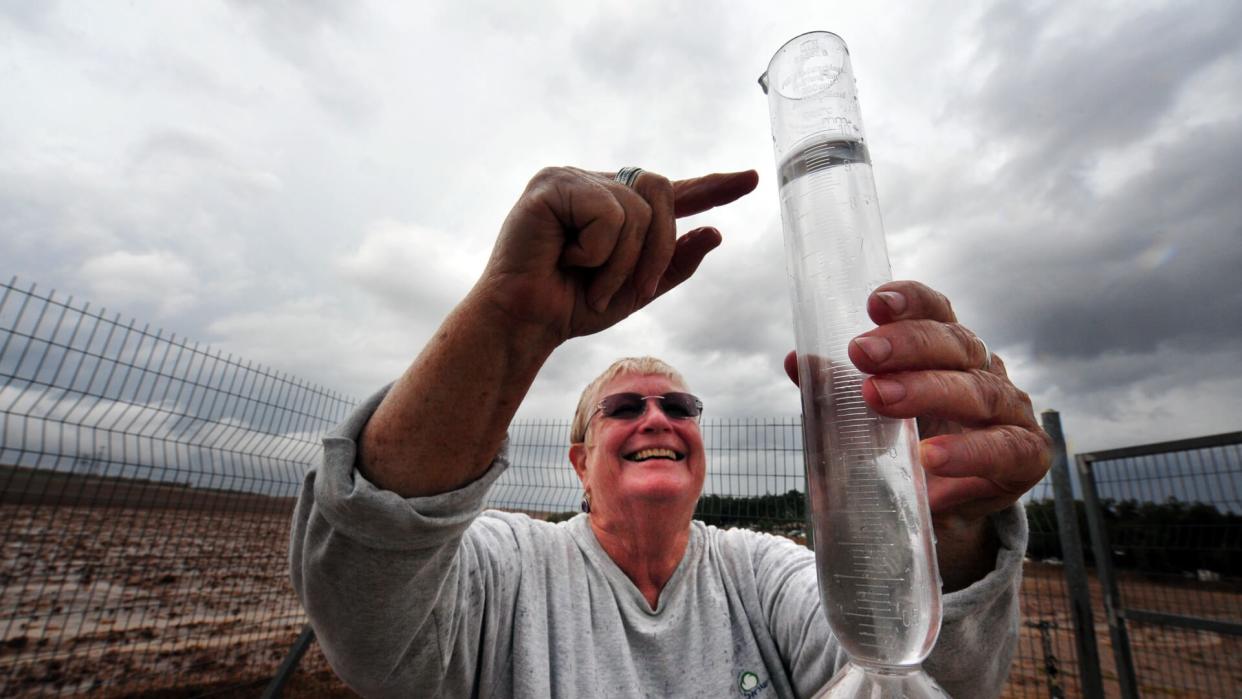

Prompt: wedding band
[
  {"left": 979, "top": 338, "right": 993, "bottom": 371},
  {"left": 614, "top": 166, "right": 644, "bottom": 188}
]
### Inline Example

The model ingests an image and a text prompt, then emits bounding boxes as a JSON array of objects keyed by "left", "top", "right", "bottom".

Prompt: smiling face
[{"left": 569, "top": 372, "right": 707, "bottom": 521}]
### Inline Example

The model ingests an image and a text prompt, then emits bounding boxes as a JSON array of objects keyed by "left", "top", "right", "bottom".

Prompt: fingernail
[
  {"left": 853, "top": 336, "right": 891, "bottom": 363},
  {"left": 876, "top": 291, "right": 907, "bottom": 315},
  {"left": 872, "top": 378, "right": 906, "bottom": 404},
  {"left": 922, "top": 444, "right": 949, "bottom": 469}
]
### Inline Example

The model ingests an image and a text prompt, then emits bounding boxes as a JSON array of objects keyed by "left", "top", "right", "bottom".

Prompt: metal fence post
[
  {"left": 1041, "top": 410, "right": 1105, "bottom": 699},
  {"left": 261, "top": 624, "right": 317, "bottom": 699},
  {"left": 1076, "top": 454, "right": 1140, "bottom": 699},
  {"left": 1030, "top": 620, "right": 1066, "bottom": 699}
]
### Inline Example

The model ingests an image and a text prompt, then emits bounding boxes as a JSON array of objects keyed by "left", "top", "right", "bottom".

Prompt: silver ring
[
  {"left": 979, "top": 338, "right": 993, "bottom": 371},
  {"left": 614, "top": 166, "right": 644, "bottom": 188}
]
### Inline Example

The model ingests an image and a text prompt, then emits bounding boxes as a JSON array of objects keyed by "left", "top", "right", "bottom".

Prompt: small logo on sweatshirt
[{"left": 738, "top": 670, "right": 769, "bottom": 697}]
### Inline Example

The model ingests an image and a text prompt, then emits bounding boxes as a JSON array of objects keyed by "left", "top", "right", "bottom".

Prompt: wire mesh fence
[
  {"left": 1078, "top": 434, "right": 1242, "bottom": 699},
  {"left": 1004, "top": 475, "right": 1084, "bottom": 699},
  {"left": 3, "top": 276, "right": 1240, "bottom": 697},
  {"left": 0, "top": 279, "right": 355, "bottom": 697}
]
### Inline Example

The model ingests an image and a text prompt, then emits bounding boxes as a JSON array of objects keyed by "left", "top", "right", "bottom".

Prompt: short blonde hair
[{"left": 569, "top": 357, "right": 688, "bottom": 444}]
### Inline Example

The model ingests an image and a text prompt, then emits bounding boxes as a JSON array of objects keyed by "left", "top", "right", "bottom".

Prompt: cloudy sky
[{"left": 3, "top": 1, "right": 1240, "bottom": 456}]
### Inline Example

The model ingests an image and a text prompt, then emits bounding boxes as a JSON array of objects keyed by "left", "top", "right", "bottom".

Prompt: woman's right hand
[
  {"left": 360, "top": 165, "right": 755, "bottom": 498},
  {"left": 471, "top": 166, "right": 759, "bottom": 344}
]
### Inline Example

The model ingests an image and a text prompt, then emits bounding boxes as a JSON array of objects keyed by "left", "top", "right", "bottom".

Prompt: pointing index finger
[{"left": 672, "top": 170, "right": 759, "bottom": 218}]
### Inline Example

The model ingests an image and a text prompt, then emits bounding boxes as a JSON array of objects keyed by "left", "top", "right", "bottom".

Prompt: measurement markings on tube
[
  {"left": 856, "top": 606, "right": 893, "bottom": 615},
  {"left": 856, "top": 606, "right": 894, "bottom": 615},
  {"left": 857, "top": 593, "right": 892, "bottom": 602},
  {"left": 847, "top": 499, "right": 883, "bottom": 508},
  {"left": 840, "top": 437, "right": 873, "bottom": 445},
  {"left": 832, "top": 575, "right": 904, "bottom": 582},
  {"left": 854, "top": 514, "right": 894, "bottom": 526}
]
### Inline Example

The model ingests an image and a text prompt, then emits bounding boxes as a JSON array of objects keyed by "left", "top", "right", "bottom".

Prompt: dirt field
[
  {"left": 1005, "top": 562, "right": 1242, "bottom": 698},
  {"left": 2, "top": 501, "right": 1238, "bottom": 697},
  {"left": 0, "top": 501, "right": 308, "bottom": 697}
]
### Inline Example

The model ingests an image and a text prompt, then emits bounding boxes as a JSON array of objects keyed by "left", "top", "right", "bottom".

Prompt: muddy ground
[{"left": 2, "top": 503, "right": 1237, "bottom": 697}]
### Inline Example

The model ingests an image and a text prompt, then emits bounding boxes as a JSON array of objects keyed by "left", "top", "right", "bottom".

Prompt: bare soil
[
  {"left": 2, "top": 502, "right": 1238, "bottom": 697},
  {"left": 1004, "top": 562, "right": 1241, "bottom": 698}
]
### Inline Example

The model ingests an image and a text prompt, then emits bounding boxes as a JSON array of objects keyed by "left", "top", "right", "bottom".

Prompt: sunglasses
[{"left": 589, "top": 392, "right": 704, "bottom": 423}]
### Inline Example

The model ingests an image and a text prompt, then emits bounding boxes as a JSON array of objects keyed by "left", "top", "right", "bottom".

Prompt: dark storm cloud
[
  {"left": 893, "top": 3, "right": 1242, "bottom": 401},
  {"left": 1023, "top": 120, "right": 1242, "bottom": 359},
  {"left": 970, "top": 2, "right": 1242, "bottom": 158},
  {"left": 4, "top": 1, "right": 1236, "bottom": 455},
  {"left": 947, "top": 115, "right": 1242, "bottom": 368}
]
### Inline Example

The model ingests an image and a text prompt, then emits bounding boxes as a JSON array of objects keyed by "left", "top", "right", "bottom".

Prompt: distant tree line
[
  {"left": 1025, "top": 498, "right": 1242, "bottom": 577},
  {"left": 550, "top": 494, "right": 1241, "bottom": 577},
  {"left": 695, "top": 490, "right": 806, "bottom": 531}
]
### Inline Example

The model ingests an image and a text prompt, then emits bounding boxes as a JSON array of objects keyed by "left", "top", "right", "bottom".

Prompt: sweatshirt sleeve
[
  {"left": 922, "top": 503, "right": 1026, "bottom": 698},
  {"left": 754, "top": 504, "right": 1027, "bottom": 699},
  {"left": 288, "top": 385, "right": 518, "bottom": 698}
]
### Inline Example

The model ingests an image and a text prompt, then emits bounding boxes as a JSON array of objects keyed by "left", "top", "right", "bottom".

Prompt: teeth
[{"left": 630, "top": 448, "right": 679, "bottom": 461}]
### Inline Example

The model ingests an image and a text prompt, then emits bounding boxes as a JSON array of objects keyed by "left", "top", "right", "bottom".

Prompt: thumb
[
  {"left": 783, "top": 351, "right": 799, "bottom": 386},
  {"left": 652, "top": 227, "right": 722, "bottom": 296}
]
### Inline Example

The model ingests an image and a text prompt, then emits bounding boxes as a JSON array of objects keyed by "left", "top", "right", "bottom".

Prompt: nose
[{"left": 637, "top": 397, "right": 674, "bottom": 431}]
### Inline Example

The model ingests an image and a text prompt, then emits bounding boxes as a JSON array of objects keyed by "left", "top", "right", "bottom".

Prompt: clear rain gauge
[{"left": 760, "top": 31, "right": 947, "bottom": 698}]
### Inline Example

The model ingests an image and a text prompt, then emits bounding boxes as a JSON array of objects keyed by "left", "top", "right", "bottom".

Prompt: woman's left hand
[{"left": 783, "top": 280, "right": 1051, "bottom": 522}]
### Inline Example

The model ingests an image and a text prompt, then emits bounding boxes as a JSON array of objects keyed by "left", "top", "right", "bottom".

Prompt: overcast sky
[{"left": 3, "top": 1, "right": 1240, "bottom": 456}]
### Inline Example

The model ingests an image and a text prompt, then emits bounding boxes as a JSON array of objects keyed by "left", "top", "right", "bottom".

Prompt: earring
[{"left": 580, "top": 491, "right": 591, "bottom": 513}]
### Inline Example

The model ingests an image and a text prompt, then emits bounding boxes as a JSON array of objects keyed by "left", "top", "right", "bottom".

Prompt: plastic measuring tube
[{"left": 760, "top": 32, "right": 944, "bottom": 695}]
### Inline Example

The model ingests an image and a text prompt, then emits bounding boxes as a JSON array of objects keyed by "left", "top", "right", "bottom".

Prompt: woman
[{"left": 291, "top": 166, "right": 1049, "bottom": 697}]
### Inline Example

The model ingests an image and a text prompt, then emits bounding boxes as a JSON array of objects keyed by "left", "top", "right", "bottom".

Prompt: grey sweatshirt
[{"left": 290, "top": 387, "right": 1025, "bottom": 698}]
